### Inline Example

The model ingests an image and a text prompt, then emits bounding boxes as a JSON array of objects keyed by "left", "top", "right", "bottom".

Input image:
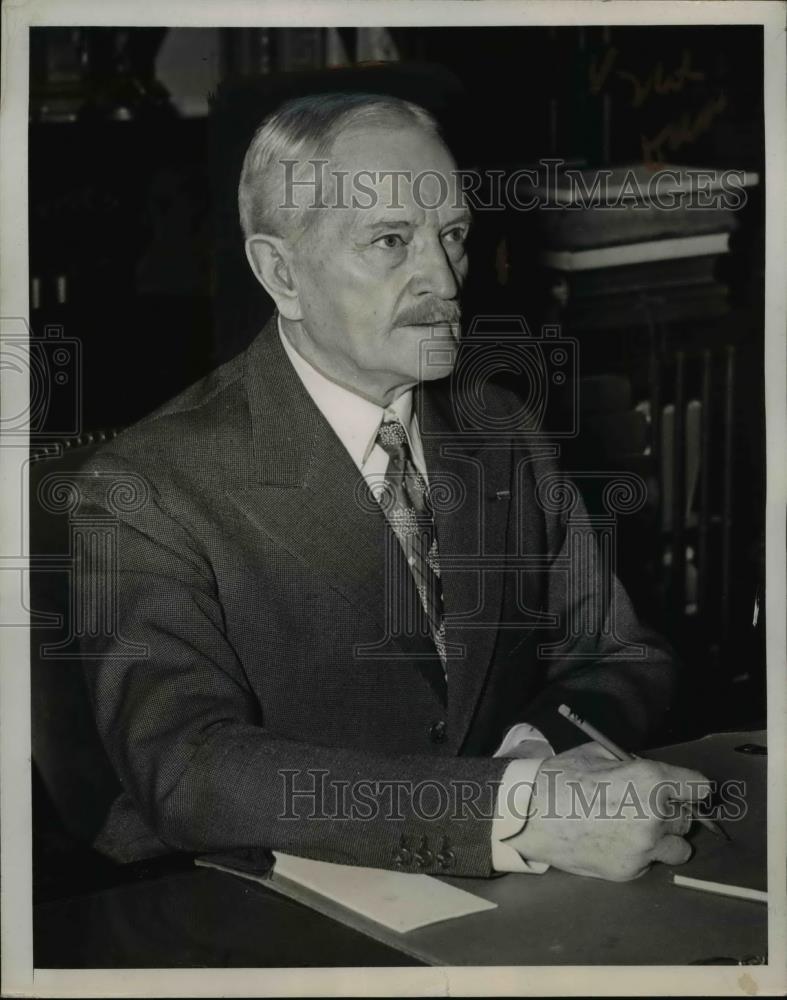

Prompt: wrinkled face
[{"left": 286, "top": 124, "right": 470, "bottom": 399}]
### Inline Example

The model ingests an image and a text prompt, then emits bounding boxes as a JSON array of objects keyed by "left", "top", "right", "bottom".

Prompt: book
[
  {"left": 555, "top": 282, "right": 730, "bottom": 332},
  {"left": 195, "top": 850, "right": 497, "bottom": 935},
  {"left": 546, "top": 254, "right": 721, "bottom": 302},
  {"left": 537, "top": 206, "right": 739, "bottom": 250},
  {"left": 519, "top": 164, "right": 759, "bottom": 249},
  {"left": 526, "top": 164, "right": 759, "bottom": 208},
  {"left": 541, "top": 232, "right": 730, "bottom": 272}
]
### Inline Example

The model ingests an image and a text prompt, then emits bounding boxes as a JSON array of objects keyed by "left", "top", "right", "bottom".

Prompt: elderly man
[{"left": 82, "top": 92, "right": 709, "bottom": 882}]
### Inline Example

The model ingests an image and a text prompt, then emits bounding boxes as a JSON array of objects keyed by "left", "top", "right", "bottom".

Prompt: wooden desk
[
  {"left": 34, "top": 732, "right": 766, "bottom": 968},
  {"left": 403, "top": 732, "right": 767, "bottom": 965}
]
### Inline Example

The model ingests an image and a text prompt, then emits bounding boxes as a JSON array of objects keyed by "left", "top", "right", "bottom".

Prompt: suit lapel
[{"left": 226, "top": 318, "right": 446, "bottom": 702}]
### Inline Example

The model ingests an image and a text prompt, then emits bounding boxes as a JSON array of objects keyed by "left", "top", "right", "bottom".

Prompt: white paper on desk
[{"left": 269, "top": 850, "right": 497, "bottom": 933}]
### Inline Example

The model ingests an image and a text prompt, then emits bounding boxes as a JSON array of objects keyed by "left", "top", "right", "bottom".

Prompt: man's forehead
[
  {"left": 330, "top": 126, "right": 467, "bottom": 227},
  {"left": 330, "top": 121, "right": 456, "bottom": 174},
  {"left": 281, "top": 121, "right": 469, "bottom": 235}
]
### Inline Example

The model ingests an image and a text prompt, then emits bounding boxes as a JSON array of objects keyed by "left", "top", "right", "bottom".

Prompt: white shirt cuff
[
  {"left": 490, "top": 725, "right": 554, "bottom": 873},
  {"left": 494, "top": 722, "right": 553, "bottom": 759}
]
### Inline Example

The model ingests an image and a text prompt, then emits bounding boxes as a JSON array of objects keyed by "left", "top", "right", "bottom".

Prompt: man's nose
[{"left": 412, "top": 237, "right": 461, "bottom": 300}]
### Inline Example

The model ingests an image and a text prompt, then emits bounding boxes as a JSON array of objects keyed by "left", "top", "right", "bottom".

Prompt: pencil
[
  {"left": 673, "top": 874, "right": 767, "bottom": 904},
  {"left": 557, "top": 704, "right": 730, "bottom": 841}
]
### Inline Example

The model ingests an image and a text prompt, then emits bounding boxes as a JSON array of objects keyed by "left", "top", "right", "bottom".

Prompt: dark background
[
  {"left": 29, "top": 26, "right": 765, "bottom": 408},
  {"left": 28, "top": 25, "right": 766, "bottom": 910}
]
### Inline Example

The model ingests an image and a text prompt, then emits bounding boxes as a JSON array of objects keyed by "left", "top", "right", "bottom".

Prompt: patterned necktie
[{"left": 375, "top": 418, "right": 446, "bottom": 671}]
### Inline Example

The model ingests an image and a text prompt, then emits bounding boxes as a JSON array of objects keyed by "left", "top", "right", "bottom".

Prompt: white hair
[{"left": 238, "top": 92, "right": 441, "bottom": 242}]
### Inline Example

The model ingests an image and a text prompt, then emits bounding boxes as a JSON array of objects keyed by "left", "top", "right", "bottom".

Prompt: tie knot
[{"left": 376, "top": 418, "right": 409, "bottom": 458}]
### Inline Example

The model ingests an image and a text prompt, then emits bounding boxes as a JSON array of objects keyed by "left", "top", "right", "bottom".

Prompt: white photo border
[{"left": 2, "top": 1, "right": 784, "bottom": 996}]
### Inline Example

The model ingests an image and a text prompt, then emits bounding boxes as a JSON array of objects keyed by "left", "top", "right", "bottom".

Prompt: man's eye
[
  {"left": 443, "top": 227, "right": 467, "bottom": 245},
  {"left": 374, "top": 234, "right": 406, "bottom": 249}
]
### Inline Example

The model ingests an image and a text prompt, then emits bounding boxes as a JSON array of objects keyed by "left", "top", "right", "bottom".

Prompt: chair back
[{"left": 30, "top": 434, "right": 122, "bottom": 845}]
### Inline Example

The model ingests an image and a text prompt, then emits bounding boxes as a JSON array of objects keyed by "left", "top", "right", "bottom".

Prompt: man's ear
[{"left": 245, "top": 234, "right": 302, "bottom": 321}]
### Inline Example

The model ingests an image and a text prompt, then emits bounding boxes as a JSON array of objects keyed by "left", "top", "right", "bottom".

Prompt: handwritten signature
[
  {"left": 590, "top": 47, "right": 705, "bottom": 107},
  {"left": 641, "top": 92, "right": 727, "bottom": 165},
  {"left": 589, "top": 46, "right": 724, "bottom": 164}
]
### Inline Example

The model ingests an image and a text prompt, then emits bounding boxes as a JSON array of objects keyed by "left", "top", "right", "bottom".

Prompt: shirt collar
[{"left": 277, "top": 315, "right": 417, "bottom": 471}]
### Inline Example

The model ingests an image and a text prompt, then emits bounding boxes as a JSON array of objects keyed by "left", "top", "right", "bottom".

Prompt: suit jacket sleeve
[{"left": 79, "top": 453, "right": 508, "bottom": 877}]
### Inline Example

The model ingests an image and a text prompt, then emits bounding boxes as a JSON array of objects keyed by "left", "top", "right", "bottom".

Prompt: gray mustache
[{"left": 395, "top": 303, "right": 461, "bottom": 327}]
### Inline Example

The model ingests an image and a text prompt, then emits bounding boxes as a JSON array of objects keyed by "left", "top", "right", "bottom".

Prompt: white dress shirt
[{"left": 278, "top": 320, "right": 552, "bottom": 873}]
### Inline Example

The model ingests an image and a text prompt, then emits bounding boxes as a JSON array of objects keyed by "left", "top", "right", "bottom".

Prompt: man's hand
[{"left": 506, "top": 743, "right": 712, "bottom": 882}]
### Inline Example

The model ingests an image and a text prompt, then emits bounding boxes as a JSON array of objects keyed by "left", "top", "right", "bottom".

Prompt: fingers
[
  {"left": 581, "top": 741, "right": 622, "bottom": 762},
  {"left": 644, "top": 762, "right": 712, "bottom": 825},
  {"left": 662, "top": 808, "right": 693, "bottom": 837},
  {"left": 649, "top": 762, "right": 713, "bottom": 805},
  {"left": 649, "top": 834, "right": 693, "bottom": 866},
  {"left": 549, "top": 741, "right": 627, "bottom": 774}
]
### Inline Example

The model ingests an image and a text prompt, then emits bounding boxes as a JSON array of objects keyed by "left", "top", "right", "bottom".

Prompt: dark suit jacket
[{"left": 80, "top": 314, "right": 678, "bottom": 877}]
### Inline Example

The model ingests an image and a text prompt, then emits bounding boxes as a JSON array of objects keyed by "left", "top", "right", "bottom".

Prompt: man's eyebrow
[
  {"left": 360, "top": 211, "right": 472, "bottom": 233},
  {"left": 362, "top": 218, "right": 416, "bottom": 233},
  {"left": 442, "top": 210, "right": 473, "bottom": 227}
]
